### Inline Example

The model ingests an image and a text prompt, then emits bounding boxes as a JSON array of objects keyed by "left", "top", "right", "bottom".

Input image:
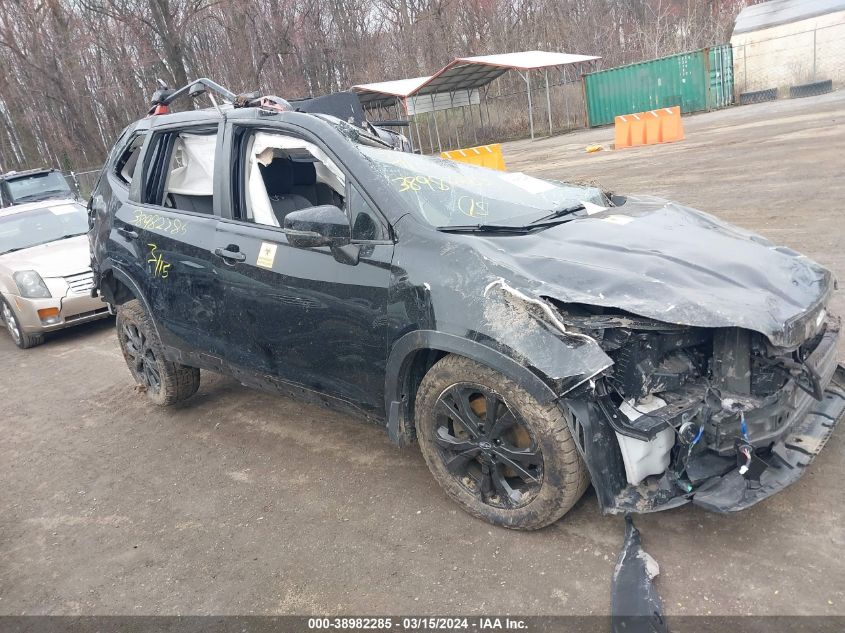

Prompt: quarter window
[
  {"left": 113, "top": 134, "right": 146, "bottom": 186},
  {"left": 142, "top": 129, "right": 217, "bottom": 214}
]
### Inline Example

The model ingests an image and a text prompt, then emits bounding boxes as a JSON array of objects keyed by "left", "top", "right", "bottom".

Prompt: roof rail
[{"left": 148, "top": 78, "right": 292, "bottom": 116}]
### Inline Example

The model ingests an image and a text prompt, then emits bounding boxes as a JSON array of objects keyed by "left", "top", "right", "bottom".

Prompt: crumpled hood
[
  {"left": 483, "top": 196, "right": 833, "bottom": 347},
  {"left": 0, "top": 235, "right": 91, "bottom": 278}
]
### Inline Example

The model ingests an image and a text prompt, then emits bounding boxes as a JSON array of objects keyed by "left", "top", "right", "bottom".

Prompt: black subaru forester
[{"left": 89, "top": 80, "right": 844, "bottom": 530}]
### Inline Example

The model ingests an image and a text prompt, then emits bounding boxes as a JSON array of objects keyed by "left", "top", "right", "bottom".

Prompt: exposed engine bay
[{"left": 553, "top": 300, "right": 844, "bottom": 514}]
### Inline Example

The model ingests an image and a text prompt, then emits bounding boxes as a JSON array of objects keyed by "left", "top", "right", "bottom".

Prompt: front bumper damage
[
  {"left": 565, "top": 316, "right": 845, "bottom": 516},
  {"left": 611, "top": 516, "right": 668, "bottom": 633},
  {"left": 692, "top": 367, "right": 844, "bottom": 511},
  {"left": 607, "top": 365, "right": 843, "bottom": 633}
]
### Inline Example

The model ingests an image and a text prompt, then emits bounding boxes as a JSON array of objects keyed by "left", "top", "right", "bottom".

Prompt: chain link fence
[
  {"left": 733, "top": 21, "right": 844, "bottom": 103},
  {"left": 407, "top": 65, "right": 593, "bottom": 154},
  {"left": 64, "top": 168, "right": 102, "bottom": 200},
  {"left": 48, "top": 23, "right": 845, "bottom": 168},
  {"left": 407, "top": 23, "right": 844, "bottom": 154}
]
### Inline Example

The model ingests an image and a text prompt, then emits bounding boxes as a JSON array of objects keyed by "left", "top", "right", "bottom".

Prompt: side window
[
  {"left": 349, "top": 186, "right": 386, "bottom": 241},
  {"left": 113, "top": 134, "right": 146, "bottom": 186},
  {"left": 241, "top": 131, "right": 345, "bottom": 228},
  {"left": 142, "top": 130, "right": 216, "bottom": 214}
]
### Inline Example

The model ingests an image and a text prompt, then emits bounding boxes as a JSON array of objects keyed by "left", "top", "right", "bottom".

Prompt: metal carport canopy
[
  {"left": 352, "top": 75, "right": 480, "bottom": 117},
  {"left": 414, "top": 50, "right": 601, "bottom": 139},
  {"left": 352, "top": 75, "right": 431, "bottom": 110}
]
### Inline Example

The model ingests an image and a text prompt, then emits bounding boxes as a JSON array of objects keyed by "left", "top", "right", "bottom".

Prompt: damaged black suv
[{"left": 89, "top": 80, "right": 844, "bottom": 530}]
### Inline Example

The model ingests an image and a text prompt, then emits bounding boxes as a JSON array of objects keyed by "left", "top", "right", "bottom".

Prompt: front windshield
[
  {"left": 359, "top": 146, "right": 606, "bottom": 227},
  {"left": 0, "top": 202, "right": 88, "bottom": 255},
  {"left": 6, "top": 172, "right": 72, "bottom": 203}
]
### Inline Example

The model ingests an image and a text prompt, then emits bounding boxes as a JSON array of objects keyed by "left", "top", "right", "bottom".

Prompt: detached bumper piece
[
  {"left": 692, "top": 365, "right": 845, "bottom": 512},
  {"left": 611, "top": 516, "right": 668, "bottom": 633}
]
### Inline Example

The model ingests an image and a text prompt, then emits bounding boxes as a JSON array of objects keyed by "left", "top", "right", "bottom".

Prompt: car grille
[{"left": 64, "top": 270, "right": 94, "bottom": 295}]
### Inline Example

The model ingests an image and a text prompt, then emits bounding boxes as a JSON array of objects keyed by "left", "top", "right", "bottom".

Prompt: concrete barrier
[
  {"left": 440, "top": 143, "right": 506, "bottom": 171},
  {"left": 614, "top": 106, "right": 684, "bottom": 149}
]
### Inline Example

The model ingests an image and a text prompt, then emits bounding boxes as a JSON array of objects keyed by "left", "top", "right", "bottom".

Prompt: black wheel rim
[
  {"left": 432, "top": 384, "right": 543, "bottom": 509},
  {"left": 122, "top": 322, "right": 161, "bottom": 393}
]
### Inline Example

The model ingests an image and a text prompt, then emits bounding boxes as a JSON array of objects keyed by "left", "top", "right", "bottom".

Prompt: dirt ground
[{"left": 1, "top": 91, "right": 843, "bottom": 617}]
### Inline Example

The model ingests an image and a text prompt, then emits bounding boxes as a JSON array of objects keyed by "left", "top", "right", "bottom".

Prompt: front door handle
[
  {"left": 215, "top": 247, "right": 246, "bottom": 263},
  {"left": 118, "top": 227, "right": 139, "bottom": 240}
]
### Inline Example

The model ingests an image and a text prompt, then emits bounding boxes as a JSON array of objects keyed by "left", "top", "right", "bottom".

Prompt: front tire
[
  {"left": 1, "top": 297, "right": 43, "bottom": 349},
  {"left": 416, "top": 355, "right": 589, "bottom": 530},
  {"left": 116, "top": 299, "right": 200, "bottom": 406}
]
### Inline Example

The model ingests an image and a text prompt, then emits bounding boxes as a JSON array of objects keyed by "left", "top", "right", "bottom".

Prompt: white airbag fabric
[{"left": 166, "top": 134, "right": 216, "bottom": 196}]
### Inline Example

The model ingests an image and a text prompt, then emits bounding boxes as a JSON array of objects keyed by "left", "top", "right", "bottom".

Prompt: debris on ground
[{"left": 611, "top": 515, "right": 668, "bottom": 633}]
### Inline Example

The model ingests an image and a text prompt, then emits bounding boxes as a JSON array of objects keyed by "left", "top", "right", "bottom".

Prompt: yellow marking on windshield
[
  {"left": 457, "top": 196, "right": 489, "bottom": 217},
  {"left": 392, "top": 175, "right": 452, "bottom": 193}
]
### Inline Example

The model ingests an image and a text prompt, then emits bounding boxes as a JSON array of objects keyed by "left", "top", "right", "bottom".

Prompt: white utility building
[{"left": 731, "top": 0, "right": 845, "bottom": 95}]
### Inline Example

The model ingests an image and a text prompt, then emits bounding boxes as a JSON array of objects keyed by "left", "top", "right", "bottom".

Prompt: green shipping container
[{"left": 584, "top": 45, "right": 734, "bottom": 127}]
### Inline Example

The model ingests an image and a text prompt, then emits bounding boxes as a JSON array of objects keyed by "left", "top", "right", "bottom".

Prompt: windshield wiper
[
  {"left": 528, "top": 203, "right": 585, "bottom": 225},
  {"left": 14, "top": 190, "right": 70, "bottom": 203},
  {"left": 437, "top": 224, "right": 534, "bottom": 234},
  {"left": 438, "top": 204, "right": 587, "bottom": 234},
  {"left": 1, "top": 234, "right": 85, "bottom": 254}
]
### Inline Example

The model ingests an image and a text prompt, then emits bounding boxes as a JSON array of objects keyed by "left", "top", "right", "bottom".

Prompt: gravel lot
[{"left": 1, "top": 91, "right": 843, "bottom": 617}]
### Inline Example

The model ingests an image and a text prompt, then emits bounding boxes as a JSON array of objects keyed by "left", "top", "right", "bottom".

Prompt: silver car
[{"left": 0, "top": 199, "right": 109, "bottom": 348}]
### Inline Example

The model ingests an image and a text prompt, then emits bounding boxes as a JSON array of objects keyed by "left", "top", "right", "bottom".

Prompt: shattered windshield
[
  {"left": 6, "top": 171, "right": 73, "bottom": 203},
  {"left": 359, "top": 146, "right": 606, "bottom": 228}
]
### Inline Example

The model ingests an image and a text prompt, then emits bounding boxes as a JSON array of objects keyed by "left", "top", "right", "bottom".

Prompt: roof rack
[{"left": 148, "top": 78, "right": 291, "bottom": 116}]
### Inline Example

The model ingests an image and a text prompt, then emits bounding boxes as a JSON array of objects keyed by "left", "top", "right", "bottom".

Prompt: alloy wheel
[
  {"left": 2, "top": 302, "right": 21, "bottom": 345},
  {"left": 122, "top": 321, "right": 161, "bottom": 393},
  {"left": 432, "top": 384, "right": 544, "bottom": 508}
]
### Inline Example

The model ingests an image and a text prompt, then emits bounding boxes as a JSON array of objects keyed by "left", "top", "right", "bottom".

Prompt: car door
[
  {"left": 117, "top": 121, "right": 231, "bottom": 359},
  {"left": 213, "top": 124, "right": 394, "bottom": 412}
]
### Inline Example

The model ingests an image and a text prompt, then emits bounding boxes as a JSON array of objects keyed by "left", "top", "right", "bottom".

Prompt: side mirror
[{"left": 284, "top": 205, "right": 350, "bottom": 249}]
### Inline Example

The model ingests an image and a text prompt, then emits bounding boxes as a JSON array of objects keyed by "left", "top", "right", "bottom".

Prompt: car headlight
[{"left": 13, "top": 270, "right": 52, "bottom": 298}]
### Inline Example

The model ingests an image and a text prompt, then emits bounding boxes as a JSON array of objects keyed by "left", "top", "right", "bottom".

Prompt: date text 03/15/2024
[{"left": 307, "top": 617, "right": 527, "bottom": 630}]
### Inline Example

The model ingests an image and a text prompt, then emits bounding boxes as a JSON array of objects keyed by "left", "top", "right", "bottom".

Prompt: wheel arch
[
  {"left": 99, "top": 265, "right": 163, "bottom": 342},
  {"left": 384, "top": 330, "right": 561, "bottom": 447}
]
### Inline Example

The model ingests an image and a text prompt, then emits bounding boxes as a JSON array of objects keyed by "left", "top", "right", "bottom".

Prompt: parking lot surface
[{"left": 1, "top": 91, "right": 843, "bottom": 616}]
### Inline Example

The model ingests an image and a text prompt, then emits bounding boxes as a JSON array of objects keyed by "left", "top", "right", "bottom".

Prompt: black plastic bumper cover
[
  {"left": 611, "top": 516, "right": 668, "bottom": 633},
  {"left": 692, "top": 365, "right": 845, "bottom": 512}
]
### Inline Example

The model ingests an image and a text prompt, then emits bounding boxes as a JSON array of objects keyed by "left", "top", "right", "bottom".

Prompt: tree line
[{"left": 0, "top": 0, "right": 748, "bottom": 172}]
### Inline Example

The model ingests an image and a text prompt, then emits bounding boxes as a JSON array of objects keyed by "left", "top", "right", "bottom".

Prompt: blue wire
[
  {"left": 691, "top": 425, "right": 704, "bottom": 447},
  {"left": 740, "top": 411, "right": 749, "bottom": 441}
]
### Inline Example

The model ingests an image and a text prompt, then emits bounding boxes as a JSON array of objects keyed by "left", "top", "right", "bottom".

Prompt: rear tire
[
  {"left": 1, "top": 297, "right": 44, "bottom": 349},
  {"left": 116, "top": 299, "right": 200, "bottom": 406},
  {"left": 416, "top": 354, "right": 589, "bottom": 530}
]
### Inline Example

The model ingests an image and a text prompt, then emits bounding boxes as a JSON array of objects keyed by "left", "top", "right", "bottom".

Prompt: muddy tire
[
  {"left": 416, "top": 354, "right": 589, "bottom": 530},
  {"left": 116, "top": 299, "right": 200, "bottom": 406},
  {"left": 1, "top": 296, "right": 43, "bottom": 349}
]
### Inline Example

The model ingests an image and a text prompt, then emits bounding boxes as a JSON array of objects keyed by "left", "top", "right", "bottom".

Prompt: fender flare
[
  {"left": 101, "top": 264, "right": 164, "bottom": 343},
  {"left": 383, "top": 330, "right": 560, "bottom": 446}
]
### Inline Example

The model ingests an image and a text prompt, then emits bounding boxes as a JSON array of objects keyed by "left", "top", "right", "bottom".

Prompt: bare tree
[{"left": 0, "top": 0, "right": 751, "bottom": 172}]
